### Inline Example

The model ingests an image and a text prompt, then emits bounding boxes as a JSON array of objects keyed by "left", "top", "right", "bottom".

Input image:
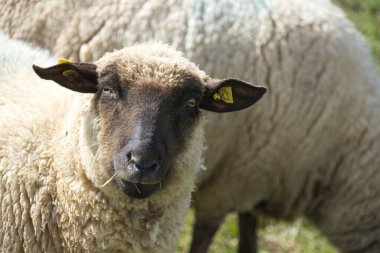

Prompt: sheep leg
[
  {"left": 189, "top": 212, "right": 225, "bottom": 253},
  {"left": 238, "top": 212, "right": 258, "bottom": 253}
]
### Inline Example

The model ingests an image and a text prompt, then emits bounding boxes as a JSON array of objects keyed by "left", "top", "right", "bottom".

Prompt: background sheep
[
  {"left": 2, "top": 0, "right": 380, "bottom": 252},
  {"left": 0, "top": 33, "right": 265, "bottom": 252}
]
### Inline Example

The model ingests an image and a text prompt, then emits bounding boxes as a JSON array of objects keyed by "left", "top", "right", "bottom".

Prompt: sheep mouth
[
  {"left": 112, "top": 160, "right": 169, "bottom": 198},
  {"left": 114, "top": 176, "right": 160, "bottom": 199}
]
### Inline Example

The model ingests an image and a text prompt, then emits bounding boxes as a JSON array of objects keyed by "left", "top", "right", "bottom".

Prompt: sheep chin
[{"left": 114, "top": 176, "right": 159, "bottom": 199}]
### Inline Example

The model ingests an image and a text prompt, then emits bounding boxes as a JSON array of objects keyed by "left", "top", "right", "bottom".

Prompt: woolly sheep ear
[
  {"left": 32, "top": 61, "right": 98, "bottom": 93},
  {"left": 199, "top": 79, "right": 267, "bottom": 113}
]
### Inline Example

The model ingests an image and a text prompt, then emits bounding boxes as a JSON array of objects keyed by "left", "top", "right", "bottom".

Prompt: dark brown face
[
  {"left": 95, "top": 70, "right": 203, "bottom": 198},
  {"left": 32, "top": 55, "right": 266, "bottom": 199}
]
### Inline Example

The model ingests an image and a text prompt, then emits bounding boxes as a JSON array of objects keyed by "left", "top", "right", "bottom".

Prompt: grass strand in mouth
[
  {"left": 99, "top": 173, "right": 116, "bottom": 188},
  {"left": 133, "top": 183, "right": 141, "bottom": 194}
]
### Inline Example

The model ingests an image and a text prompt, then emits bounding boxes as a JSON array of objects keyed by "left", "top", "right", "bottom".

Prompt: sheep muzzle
[{"left": 112, "top": 143, "right": 169, "bottom": 199}]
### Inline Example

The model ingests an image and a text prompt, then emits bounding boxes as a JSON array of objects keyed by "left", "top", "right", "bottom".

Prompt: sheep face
[
  {"left": 96, "top": 67, "right": 205, "bottom": 199},
  {"left": 33, "top": 44, "right": 266, "bottom": 199}
]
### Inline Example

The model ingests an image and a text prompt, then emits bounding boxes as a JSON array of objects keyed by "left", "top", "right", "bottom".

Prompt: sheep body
[
  {"left": 2, "top": 0, "right": 380, "bottom": 251},
  {"left": 0, "top": 34, "right": 207, "bottom": 253},
  {"left": 193, "top": 2, "right": 380, "bottom": 251}
]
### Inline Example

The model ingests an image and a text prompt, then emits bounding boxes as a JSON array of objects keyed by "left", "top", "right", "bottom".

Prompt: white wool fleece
[{"left": 0, "top": 34, "right": 206, "bottom": 253}]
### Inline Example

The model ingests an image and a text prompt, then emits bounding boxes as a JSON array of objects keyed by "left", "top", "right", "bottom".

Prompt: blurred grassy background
[
  {"left": 334, "top": 0, "right": 380, "bottom": 65},
  {"left": 176, "top": 1, "right": 379, "bottom": 252}
]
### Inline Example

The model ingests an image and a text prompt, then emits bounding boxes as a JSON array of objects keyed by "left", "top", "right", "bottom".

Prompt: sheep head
[{"left": 32, "top": 44, "right": 266, "bottom": 199}]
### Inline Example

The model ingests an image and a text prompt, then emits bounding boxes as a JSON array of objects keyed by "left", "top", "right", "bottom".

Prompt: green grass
[
  {"left": 177, "top": 1, "right": 379, "bottom": 252},
  {"left": 176, "top": 211, "right": 336, "bottom": 253},
  {"left": 333, "top": 0, "right": 380, "bottom": 65}
]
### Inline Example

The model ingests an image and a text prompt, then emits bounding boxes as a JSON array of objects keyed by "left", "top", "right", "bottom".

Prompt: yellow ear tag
[
  {"left": 57, "top": 59, "right": 73, "bottom": 64},
  {"left": 214, "top": 86, "right": 234, "bottom": 104},
  {"left": 213, "top": 93, "right": 221, "bottom": 101},
  {"left": 62, "top": 70, "right": 78, "bottom": 78}
]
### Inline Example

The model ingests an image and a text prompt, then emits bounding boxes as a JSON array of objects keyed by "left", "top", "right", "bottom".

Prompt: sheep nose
[{"left": 127, "top": 150, "right": 160, "bottom": 172}]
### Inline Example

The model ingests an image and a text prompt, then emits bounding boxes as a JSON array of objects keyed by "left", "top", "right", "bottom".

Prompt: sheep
[
  {"left": 0, "top": 33, "right": 266, "bottom": 253},
  {"left": 2, "top": 0, "right": 380, "bottom": 252}
]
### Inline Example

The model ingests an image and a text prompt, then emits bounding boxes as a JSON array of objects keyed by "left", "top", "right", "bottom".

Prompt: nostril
[
  {"left": 126, "top": 149, "right": 161, "bottom": 171},
  {"left": 151, "top": 162, "right": 158, "bottom": 170},
  {"left": 126, "top": 152, "right": 132, "bottom": 161}
]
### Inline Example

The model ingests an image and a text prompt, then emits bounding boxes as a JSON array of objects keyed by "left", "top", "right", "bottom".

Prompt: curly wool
[
  {"left": 0, "top": 34, "right": 206, "bottom": 253},
  {"left": 2, "top": 0, "right": 380, "bottom": 251}
]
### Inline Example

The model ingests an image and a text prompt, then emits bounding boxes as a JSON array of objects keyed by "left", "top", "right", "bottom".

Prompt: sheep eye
[
  {"left": 188, "top": 98, "right": 197, "bottom": 108},
  {"left": 102, "top": 87, "right": 114, "bottom": 94}
]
